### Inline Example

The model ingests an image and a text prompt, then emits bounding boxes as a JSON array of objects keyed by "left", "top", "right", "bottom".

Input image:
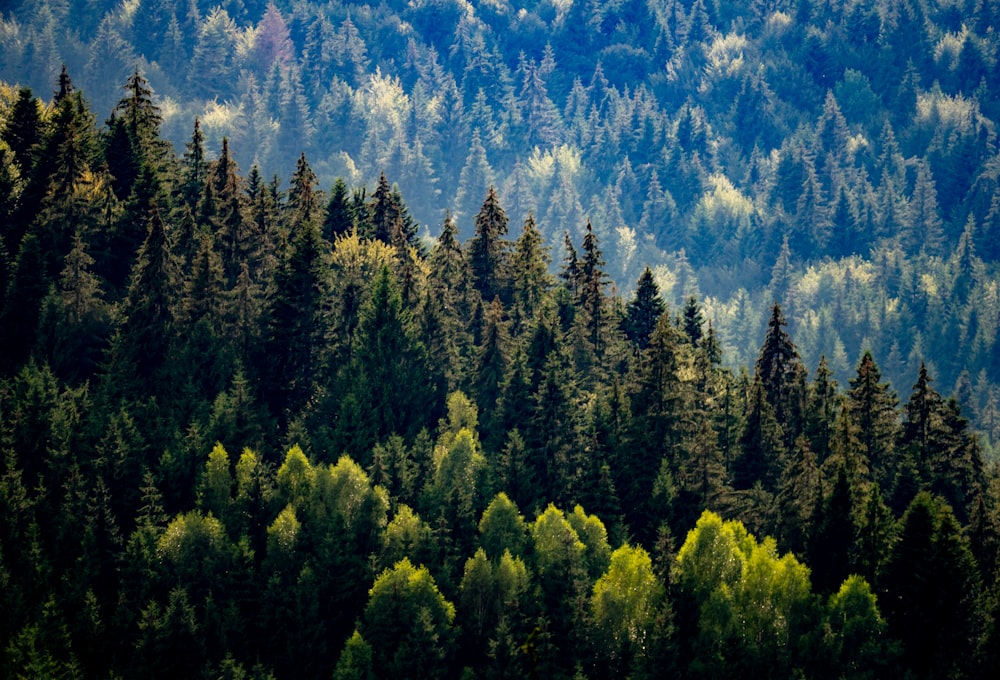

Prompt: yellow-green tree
[{"left": 673, "top": 510, "right": 816, "bottom": 678}]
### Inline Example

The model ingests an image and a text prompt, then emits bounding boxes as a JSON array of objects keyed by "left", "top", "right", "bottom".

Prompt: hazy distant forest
[{"left": 3, "top": 0, "right": 1000, "bottom": 677}]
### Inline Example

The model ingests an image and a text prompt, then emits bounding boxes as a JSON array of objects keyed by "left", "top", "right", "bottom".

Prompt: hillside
[
  {"left": 3, "top": 1, "right": 1000, "bottom": 420},
  {"left": 2, "top": 0, "right": 1000, "bottom": 678}
]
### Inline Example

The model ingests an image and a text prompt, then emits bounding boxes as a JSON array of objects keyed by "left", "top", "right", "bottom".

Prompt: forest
[{"left": 2, "top": 0, "right": 1000, "bottom": 678}]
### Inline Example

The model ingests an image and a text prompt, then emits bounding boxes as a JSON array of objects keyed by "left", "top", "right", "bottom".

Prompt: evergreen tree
[
  {"left": 848, "top": 351, "right": 899, "bottom": 490},
  {"left": 623, "top": 267, "right": 666, "bottom": 350},
  {"left": 287, "top": 152, "right": 321, "bottom": 232},
  {"left": 805, "top": 356, "right": 840, "bottom": 464},
  {"left": 577, "top": 220, "right": 610, "bottom": 359},
  {"left": 177, "top": 118, "right": 207, "bottom": 212},
  {"left": 755, "top": 304, "right": 807, "bottom": 449},
  {"left": 106, "top": 207, "right": 179, "bottom": 390},
  {"left": 508, "top": 213, "right": 552, "bottom": 336},
  {"left": 883, "top": 492, "right": 983, "bottom": 679},
  {"left": 467, "top": 186, "right": 510, "bottom": 305},
  {"left": 808, "top": 465, "right": 856, "bottom": 596},
  {"left": 259, "top": 218, "right": 330, "bottom": 420},
  {"left": 323, "top": 177, "right": 354, "bottom": 242},
  {"left": 734, "top": 377, "right": 786, "bottom": 491},
  {"left": 473, "top": 298, "right": 508, "bottom": 437}
]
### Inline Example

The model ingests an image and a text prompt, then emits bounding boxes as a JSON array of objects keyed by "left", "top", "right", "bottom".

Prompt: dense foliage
[
  {"left": 2, "top": 0, "right": 1000, "bottom": 677},
  {"left": 5, "top": 0, "right": 1000, "bottom": 442},
  {"left": 0, "top": 68, "right": 999, "bottom": 676}
]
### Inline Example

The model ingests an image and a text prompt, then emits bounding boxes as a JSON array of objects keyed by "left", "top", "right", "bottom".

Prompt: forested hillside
[
  {"left": 5, "top": 0, "right": 1000, "bottom": 433},
  {"left": 2, "top": 0, "right": 1000, "bottom": 678}
]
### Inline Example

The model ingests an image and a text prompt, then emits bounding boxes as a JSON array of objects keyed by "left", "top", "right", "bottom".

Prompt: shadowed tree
[
  {"left": 622, "top": 267, "right": 666, "bottom": 350},
  {"left": 468, "top": 186, "right": 510, "bottom": 305}
]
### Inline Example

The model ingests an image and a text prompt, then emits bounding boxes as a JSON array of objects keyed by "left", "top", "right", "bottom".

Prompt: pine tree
[
  {"left": 508, "top": 213, "right": 552, "bottom": 336},
  {"left": 623, "top": 267, "right": 666, "bottom": 350},
  {"left": 848, "top": 350, "right": 899, "bottom": 490},
  {"left": 468, "top": 186, "right": 510, "bottom": 305},
  {"left": 754, "top": 303, "right": 807, "bottom": 449},
  {"left": 106, "top": 207, "right": 179, "bottom": 390},
  {"left": 259, "top": 218, "right": 330, "bottom": 420},
  {"left": 323, "top": 177, "right": 354, "bottom": 241}
]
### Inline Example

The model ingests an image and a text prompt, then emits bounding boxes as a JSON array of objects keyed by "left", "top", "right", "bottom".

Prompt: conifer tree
[
  {"left": 804, "top": 356, "right": 839, "bottom": 464},
  {"left": 259, "top": 218, "right": 330, "bottom": 419},
  {"left": 1, "top": 87, "right": 42, "bottom": 181},
  {"left": 107, "top": 207, "right": 179, "bottom": 390},
  {"left": 734, "top": 377, "right": 786, "bottom": 491},
  {"left": 37, "top": 229, "right": 110, "bottom": 382},
  {"left": 623, "top": 267, "right": 666, "bottom": 350},
  {"left": 177, "top": 118, "right": 207, "bottom": 212},
  {"left": 681, "top": 295, "right": 705, "bottom": 347},
  {"left": 577, "top": 220, "right": 610, "bottom": 358},
  {"left": 468, "top": 186, "right": 510, "bottom": 305},
  {"left": 776, "top": 436, "right": 821, "bottom": 557},
  {"left": 323, "top": 177, "right": 354, "bottom": 242},
  {"left": 883, "top": 492, "right": 983, "bottom": 679},
  {"left": 287, "top": 152, "right": 320, "bottom": 231},
  {"left": 105, "top": 69, "right": 170, "bottom": 203},
  {"left": 508, "top": 213, "right": 552, "bottom": 336},
  {"left": 848, "top": 351, "right": 899, "bottom": 490},
  {"left": 473, "top": 298, "right": 509, "bottom": 437},
  {"left": 755, "top": 303, "right": 808, "bottom": 448},
  {"left": 808, "top": 465, "right": 856, "bottom": 595}
]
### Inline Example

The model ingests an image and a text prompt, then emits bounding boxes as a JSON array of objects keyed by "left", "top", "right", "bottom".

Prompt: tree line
[{"left": 0, "top": 69, "right": 999, "bottom": 678}]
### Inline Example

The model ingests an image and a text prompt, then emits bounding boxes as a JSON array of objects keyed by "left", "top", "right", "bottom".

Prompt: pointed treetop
[{"left": 55, "top": 65, "right": 74, "bottom": 103}]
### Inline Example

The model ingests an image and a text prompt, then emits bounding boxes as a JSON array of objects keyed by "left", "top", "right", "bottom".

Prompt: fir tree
[
  {"left": 467, "top": 186, "right": 511, "bottom": 306},
  {"left": 623, "top": 267, "right": 666, "bottom": 350},
  {"left": 323, "top": 177, "right": 354, "bottom": 242},
  {"left": 754, "top": 303, "right": 807, "bottom": 449}
]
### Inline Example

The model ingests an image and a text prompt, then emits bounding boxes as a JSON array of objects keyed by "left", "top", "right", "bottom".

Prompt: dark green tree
[
  {"left": 847, "top": 351, "right": 899, "bottom": 489},
  {"left": 468, "top": 186, "right": 510, "bottom": 304},
  {"left": 883, "top": 492, "right": 983, "bottom": 679},
  {"left": 323, "top": 177, "right": 354, "bottom": 241},
  {"left": 508, "top": 212, "right": 552, "bottom": 336},
  {"left": 622, "top": 267, "right": 666, "bottom": 350},
  {"left": 258, "top": 217, "right": 330, "bottom": 420},
  {"left": 755, "top": 303, "right": 807, "bottom": 449}
]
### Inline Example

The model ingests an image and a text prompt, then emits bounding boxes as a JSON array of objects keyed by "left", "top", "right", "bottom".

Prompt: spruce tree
[
  {"left": 508, "top": 213, "right": 552, "bottom": 336},
  {"left": 754, "top": 303, "right": 807, "bottom": 448},
  {"left": 468, "top": 186, "right": 510, "bottom": 305},
  {"left": 883, "top": 492, "right": 983, "bottom": 679},
  {"left": 734, "top": 377, "right": 786, "bottom": 491},
  {"left": 259, "top": 218, "right": 330, "bottom": 420},
  {"left": 848, "top": 351, "right": 899, "bottom": 490},
  {"left": 577, "top": 220, "right": 609, "bottom": 358},
  {"left": 107, "top": 207, "right": 179, "bottom": 390},
  {"left": 323, "top": 177, "right": 354, "bottom": 242},
  {"left": 177, "top": 118, "right": 207, "bottom": 212},
  {"left": 623, "top": 267, "right": 666, "bottom": 350}
]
